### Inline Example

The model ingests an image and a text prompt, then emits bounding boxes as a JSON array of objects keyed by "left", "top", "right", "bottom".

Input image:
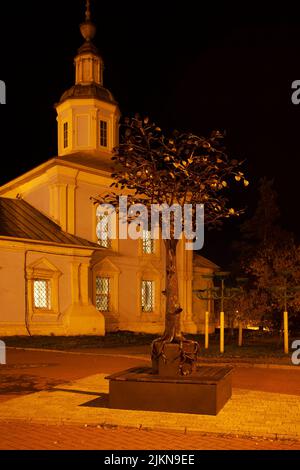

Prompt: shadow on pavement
[
  {"left": 0, "top": 374, "right": 64, "bottom": 395},
  {"left": 79, "top": 393, "right": 109, "bottom": 408},
  {"left": 48, "top": 387, "right": 109, "bottom": 408}
]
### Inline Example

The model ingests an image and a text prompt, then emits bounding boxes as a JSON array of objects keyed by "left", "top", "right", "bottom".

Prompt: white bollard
[
  {"left": 205, "top": 311, "right": 209, "bottom": 349},
  {"left": 284, "top": 311, "right": 289, "bottom": 354},
  {"left": 220, "top": 312, "right": 225, "bottom": 353},
  {"left": 238, "top": 322, "right": 243, "bottom": 347}
]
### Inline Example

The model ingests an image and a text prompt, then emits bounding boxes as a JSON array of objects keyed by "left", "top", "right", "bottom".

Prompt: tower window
[
  {"left": 96, "top": 213, "right": 112, "bottom": 248},
  {"left": 141, "top": 280, "right": 155, "bottom": 312},
  {"left": 63, "top": 122, "right": 69, "bottom": 148},
  {"left": 96, "top": 277, "right": 110, "bottom": 312},
  {"left": 142, "top": 230, "right": 155, "bottom": 254},
  {"left": 100, "top": 120, "right": 108, "bottom": 147},
  {"left": 33, "top": 279, "right": 51, "bottom": 309}
]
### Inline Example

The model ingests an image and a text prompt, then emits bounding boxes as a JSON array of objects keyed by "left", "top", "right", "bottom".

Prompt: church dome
[
  {"left": 55, "top": 0, "right": 121, "bottom": 157},
  {"left": 58, "top": 83, "right": 117, "bottom": 105}
]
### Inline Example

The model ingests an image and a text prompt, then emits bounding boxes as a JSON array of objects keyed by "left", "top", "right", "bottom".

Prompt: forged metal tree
[{"left": 94, "top": 115, "right": 248, "bottom": 371}]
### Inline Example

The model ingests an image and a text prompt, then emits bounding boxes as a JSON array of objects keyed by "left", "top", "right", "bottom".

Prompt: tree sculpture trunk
[
  {"left": 151, "top": 238, "right": 199, "bottom": 375},
  {"left": 163, "top": 239, "right": 183, "bottom": 342}
]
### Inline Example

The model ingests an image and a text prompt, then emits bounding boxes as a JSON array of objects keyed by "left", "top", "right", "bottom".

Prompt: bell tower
[{"left": 55, "top": 0, "right": 120, "bottom": 159}]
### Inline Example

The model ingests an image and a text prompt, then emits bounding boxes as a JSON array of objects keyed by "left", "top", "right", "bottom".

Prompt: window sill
[{"left": 30, "top": 311, "right": 60, "bottom": 323}]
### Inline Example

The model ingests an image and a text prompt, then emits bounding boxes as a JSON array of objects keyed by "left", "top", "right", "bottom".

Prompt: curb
[
  {"left": 7, "top": 347, "right": 300, "bottom": 370},
  {"left": 200, "top": 361, "right": 300, "bottom": 371},
  {"left": 0, "top": 416, "right": 299, "bottom": 443},
  {"left": 7, "top": 347, "right": 151, "bottom": 362}
]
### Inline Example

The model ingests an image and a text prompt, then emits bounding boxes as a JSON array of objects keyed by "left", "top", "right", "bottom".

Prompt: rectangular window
[
  {"left": 33, "top": 279, "right": 51, "bottom": 309},
  {"left": 96, "top": 277, "right": 110, "bottom": 312},
  {"left": 96, "top": 214, "right": 112, "bottom": 248},
  {"left": 141, "top": 280, "right": 155, "bottom": 312},
  {"left": 63, "top": 122, "right": 68, "bottom": 149},
  {"left": 100, "top": 120, "right": 108, "bottom": 147},
  {"left": 142, "top": 230, "right": 155, "bottom": 254}
]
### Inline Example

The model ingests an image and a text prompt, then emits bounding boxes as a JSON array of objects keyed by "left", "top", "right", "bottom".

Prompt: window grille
[
  {"left": 63, "top": 122, "right": 68, "bottom": 148},
  {"left": 96, "top": 214, "right": 112, "bottom": 248},
  {"left": 100, "top": 120, "right": 108, "bottom": 147},
  {"left": 141, "top": 280, "right": 154, "bottom": 312},
  {"left": 33, "top": 279, "right": 51, "bottom": 309},
  {"left": 96, "top": 277, "right": 110, "bottom": 312},
  {"left": 142, "top": 230, "right": 154, "bottom": 254}
]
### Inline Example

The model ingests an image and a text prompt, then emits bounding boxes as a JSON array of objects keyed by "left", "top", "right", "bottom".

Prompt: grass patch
[
  {"left": 2, "top": 329, "right": 295, "bottom": 361},
  {"left": 3, "top": 331, "right": 157, "bottom": 350}
]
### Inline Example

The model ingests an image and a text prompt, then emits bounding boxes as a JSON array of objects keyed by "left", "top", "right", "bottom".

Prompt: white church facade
[{"left": 0, "top": 4, "right": 217, "bottom": 336}]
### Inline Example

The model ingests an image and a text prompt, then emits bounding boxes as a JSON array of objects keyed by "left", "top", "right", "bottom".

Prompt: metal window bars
[
  {"left": 142, "top": 230, "right": 154, "bottom": 254},
  {"left": 33, "top": 279, "right": 51, "bottom": 309},
  {"left": 63, "top": 122, "right": 68, "bottom": 148},
  {"left": 141, "top": 280, "right": 154, "bottom": 312},
  {"left": 96, "top": 277, "right": 110, "bottom": 312},
  {"left": 100, "top": 120, "right": 108, "bottom": 147},
  {"left": 96, "top": 214, "right": 112, "bottom": 248}
]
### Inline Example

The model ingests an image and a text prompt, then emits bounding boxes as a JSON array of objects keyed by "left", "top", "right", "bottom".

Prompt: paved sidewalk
[
  {"left": 1, "top": 372, "right": 300, "bottom": 440},
  {"left": 1, "top": 348, "right": 300, "bottom": 450},
  {"left": 1, "top": 421, "right": 299, "bottom": 450}
]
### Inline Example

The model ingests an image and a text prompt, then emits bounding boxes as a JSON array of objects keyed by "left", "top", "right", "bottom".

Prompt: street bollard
[
  {"left": 284, "top": 310, "right": 289, "bottom": 354},
  {"left": 205, "top": 311, "right": 209, "bottom": 349},
  {"left": 220, "top": 311, "right": 224, "bottom": 353},
  {"left": 238, "top": 322, "right": 243, "bottom": 347}
]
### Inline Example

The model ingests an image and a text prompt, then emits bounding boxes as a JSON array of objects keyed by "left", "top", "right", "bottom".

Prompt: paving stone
[
  {"left": 1, "top": 373, "right": 300, "bottom": 440},
  {"left": 0, "top": 421, "right": 300, "bottom": 450}
]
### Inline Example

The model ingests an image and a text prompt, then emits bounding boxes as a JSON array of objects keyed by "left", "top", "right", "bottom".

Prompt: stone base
[
  {"left": 0, "top": 323, "right": 30, "bottom": 336},
  {"left": 62, "top": 303, "right": 105, "bottom": 336},
  {"left": 106, "top": 365, "right": 233, "bottom": 415}
]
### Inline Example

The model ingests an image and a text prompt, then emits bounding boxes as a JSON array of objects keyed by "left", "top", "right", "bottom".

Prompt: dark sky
[{"left": 1, "top": 1, "right": 300, "bottom": 267}]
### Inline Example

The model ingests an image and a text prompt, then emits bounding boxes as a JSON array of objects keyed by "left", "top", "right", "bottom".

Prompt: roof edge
[
  {"left": 0, "top": 235, "right": 103, "bottom": 251},
  {"left": 194, "top": 253, "right": 220, "bottom": 270},
  {"left": 0, "top": 156, "right": 112, "bottom": 194}
]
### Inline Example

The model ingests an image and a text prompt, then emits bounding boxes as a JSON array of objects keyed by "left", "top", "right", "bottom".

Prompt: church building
[{"left": 0, "top": 3, "right": 217, "bottom": 336}]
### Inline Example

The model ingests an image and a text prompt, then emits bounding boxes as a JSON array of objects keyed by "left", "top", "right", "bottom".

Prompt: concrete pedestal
[{"left": 106, "top": 365, "right": 233, "bottom": 416}]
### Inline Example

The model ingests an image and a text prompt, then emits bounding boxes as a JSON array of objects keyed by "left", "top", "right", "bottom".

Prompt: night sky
[{"left": 1, "top": 1, "right": 300, "bottom": 268}]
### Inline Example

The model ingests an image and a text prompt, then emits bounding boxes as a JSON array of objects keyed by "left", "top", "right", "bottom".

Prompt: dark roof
[
  {"left": 59, "top": 152, "right": 113, "bottom": 171},
  {"left": 0, "top": 197, "right": 99, "bottom": 248},
  {"left": 194, "top": 254, "right": 219, "bottom": 270},
  {"left": 57, "top": 83, "right": 117, "bottom": 106},
  {"left": 77, "top": 40, "right": 100, "bottom": 56}
]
